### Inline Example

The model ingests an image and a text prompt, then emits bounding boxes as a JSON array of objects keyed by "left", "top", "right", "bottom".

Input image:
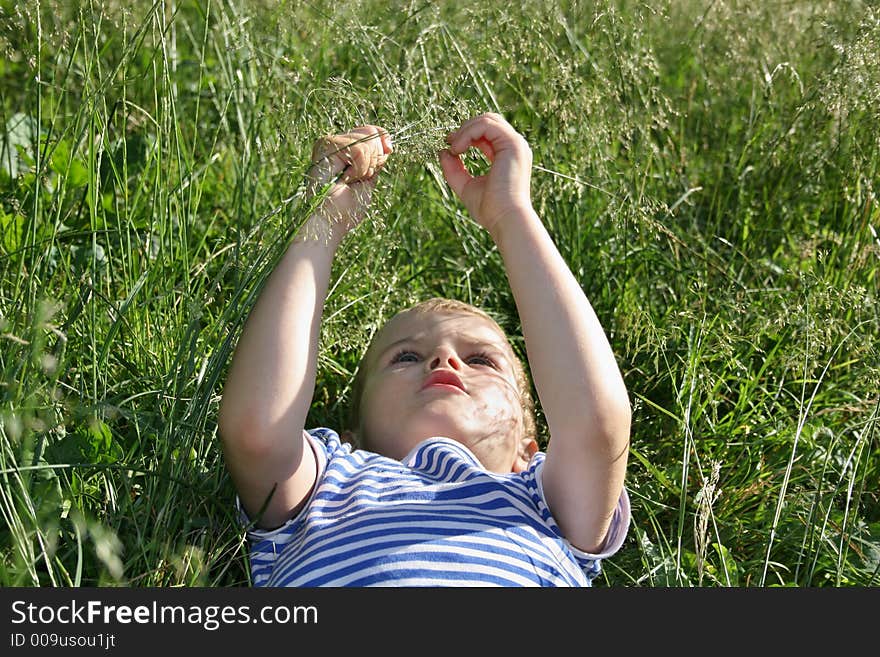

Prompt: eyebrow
[{"left": 376, "top": 337, "right": 413, "bottom": 360}]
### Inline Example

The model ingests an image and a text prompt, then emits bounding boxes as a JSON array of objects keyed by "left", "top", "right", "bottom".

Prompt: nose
[{"left": 428, "top": 346, "right": 462, "bottom": 371}]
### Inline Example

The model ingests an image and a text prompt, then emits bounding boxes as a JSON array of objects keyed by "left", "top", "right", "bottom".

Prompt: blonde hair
[{"left": 347, "top": 297, "right": 537, "bottom": 443}]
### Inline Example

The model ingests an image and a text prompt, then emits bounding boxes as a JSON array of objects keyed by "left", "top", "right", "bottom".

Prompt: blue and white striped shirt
[{"left": 242, "top": 428, "right": 630, "bottom": 587}]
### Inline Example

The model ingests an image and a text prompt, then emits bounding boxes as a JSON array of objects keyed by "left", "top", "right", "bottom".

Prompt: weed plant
[{"left": 0, "top": 0, "right": 877, "bottom": 586}]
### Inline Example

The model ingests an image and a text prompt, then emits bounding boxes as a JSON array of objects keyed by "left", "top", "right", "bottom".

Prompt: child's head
[{"left": 347, "top": 298, "right": 538, "bottom": 472}]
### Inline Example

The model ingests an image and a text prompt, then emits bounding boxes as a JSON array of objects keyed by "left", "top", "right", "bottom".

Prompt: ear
[
  {"left": 341, "top": 430, "right": 360, "bottom": 449},
  {"left": 511, "top": 437, "right": 539, "bottom": 473}
]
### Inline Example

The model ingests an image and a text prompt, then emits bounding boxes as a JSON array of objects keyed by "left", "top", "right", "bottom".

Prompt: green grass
[{"left": 0, "top": 0, "right": 877, "bottom": 587}]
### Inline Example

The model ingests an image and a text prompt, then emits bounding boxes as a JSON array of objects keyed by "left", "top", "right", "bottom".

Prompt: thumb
[
  {"left": 439, "top": 149, "right": 474, "bottom": 202},
  {"left": 309, "top": 154, "right": 346, "bottom": 188}
]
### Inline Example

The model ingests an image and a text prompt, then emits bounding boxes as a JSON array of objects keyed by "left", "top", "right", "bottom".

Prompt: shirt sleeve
[
  {"left": 234, "top": 428, "right": 332, "bottom": 542},
  {"left": 528, "top": 454, "right": 632, "bottom": 575}
]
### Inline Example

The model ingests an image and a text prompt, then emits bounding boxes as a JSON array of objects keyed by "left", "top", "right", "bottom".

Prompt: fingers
[
  {"left": 438, "top": 149, "right": 472, "bottom": 200},
  {"left": 439, "top": 113, "right": 514, "bottom": 195},
  {"left": 472, "top": 137, "right": 496, "bottom": 163},
  {"left": 445, "top": 112, "right": 526, "bottom": 158},
  {"left": 310, "top": 136, "right": 349, "bottom": 182},
  {"left": 312, "top": 125, "right": 393, "bottom": 184},
  {"left": 348, "top": 143, "right": 371, "bottom": 181}
]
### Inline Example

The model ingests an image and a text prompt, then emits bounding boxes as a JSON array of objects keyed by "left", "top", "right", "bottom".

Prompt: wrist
[
  {"left": 487, "top": 204, "right": 540, "bottom": 245},
  {"left": 294, "top": 212, "right": 351, "bottom": 248}
]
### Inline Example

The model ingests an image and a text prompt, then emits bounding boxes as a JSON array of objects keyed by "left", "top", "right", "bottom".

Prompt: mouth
[{"left": 420, "top": 370, "right": 466, "bottom": 394}]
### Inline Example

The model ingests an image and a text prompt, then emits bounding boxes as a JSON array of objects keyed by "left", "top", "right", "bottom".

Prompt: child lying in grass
[{"left": 218, "top": 112, "right": 632, "bottom": 586}]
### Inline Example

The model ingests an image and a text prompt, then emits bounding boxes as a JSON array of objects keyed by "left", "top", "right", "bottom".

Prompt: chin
[
  {"left": 364, "top": 424, "right": 462, "bottom": 460},
  {"left": 401, "top": 413, "right": 472, "bottom": 446}
]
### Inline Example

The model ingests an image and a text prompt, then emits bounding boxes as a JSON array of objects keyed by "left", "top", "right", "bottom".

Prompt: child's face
[{"left": 357, "top": 310, "right": 535, "bottom": 472}]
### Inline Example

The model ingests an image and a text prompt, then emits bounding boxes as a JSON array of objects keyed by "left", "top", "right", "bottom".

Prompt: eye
[
  {"left": 390, "top": 350, "right": 420, "bottom": 364},
  {"left": 466, "top": 352, "right": 496, "bottom": 368}
]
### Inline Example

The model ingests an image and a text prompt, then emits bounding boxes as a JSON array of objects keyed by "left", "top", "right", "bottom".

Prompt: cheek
[
  {"left": 360, "top": 376, "right": 403, "bottom": 424},
  {"left": 360, "top": 385, "right": 386, "bottom": 421},
  {"left": 358, "top": 385, "right": 391, "bottom": 452},
  {"left": 478, "top": 379, "right": 524, "bottom": 430}
]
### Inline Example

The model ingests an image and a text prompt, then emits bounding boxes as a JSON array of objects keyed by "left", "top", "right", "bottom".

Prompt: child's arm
[
  {"left": 219, "top": 127, "right": 391, "bottom": 529},
  {"left": 440, "top": 113, "right": 630, "bottom": 553}
]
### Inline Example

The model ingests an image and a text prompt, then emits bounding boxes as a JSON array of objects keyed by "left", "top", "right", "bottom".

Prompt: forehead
[{"left": 370, "top": 310, "right": 511, "bottom": 356}]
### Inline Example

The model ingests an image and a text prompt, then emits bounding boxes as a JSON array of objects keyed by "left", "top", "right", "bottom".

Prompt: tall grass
[{"left": 1, "top": 0, "right": 877, "bottom": 586}]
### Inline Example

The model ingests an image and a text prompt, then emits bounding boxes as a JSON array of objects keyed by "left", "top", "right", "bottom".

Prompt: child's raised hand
[
  {"left": 439, "top": 113, "right": 533, "bottom": 237},
  {"left": 306, "top": 125, "right": 392, "bottom": 235}
]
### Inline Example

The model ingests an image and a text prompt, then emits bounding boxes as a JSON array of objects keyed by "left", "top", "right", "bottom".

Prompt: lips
[{"left": 420, "top": 370, "right": 466, "bottom": 393}]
